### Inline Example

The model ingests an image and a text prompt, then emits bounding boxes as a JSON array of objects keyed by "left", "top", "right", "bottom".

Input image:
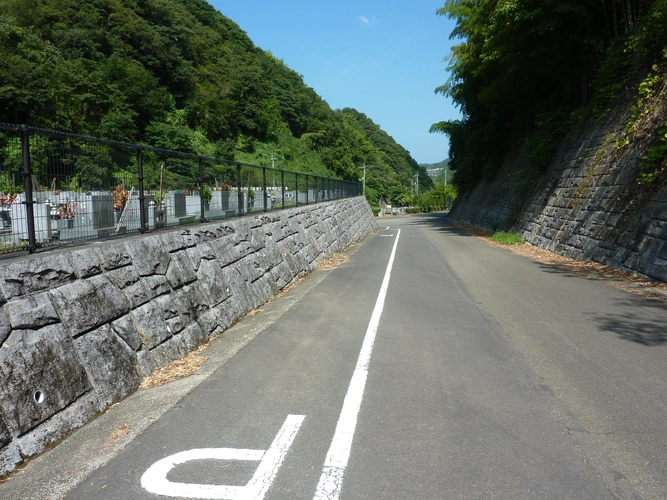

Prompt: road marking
[
  {"left": 379, "top": 234, "right": 394, "bottom": 237},
  {"left": 141, "top": 414, "right": 305, "bottom": 499},
  {"left": 313, "top": 229, "right": 401, "bottom": 500}
]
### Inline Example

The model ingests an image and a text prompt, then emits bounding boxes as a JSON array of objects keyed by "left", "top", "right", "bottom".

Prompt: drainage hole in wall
[{"left": 33, "top": 390, "right": 45, "bottom": 404}]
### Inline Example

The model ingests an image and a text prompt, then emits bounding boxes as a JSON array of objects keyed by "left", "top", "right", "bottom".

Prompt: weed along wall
[{"left": 0, "top": 196, "right": 377, "bottom": 476}]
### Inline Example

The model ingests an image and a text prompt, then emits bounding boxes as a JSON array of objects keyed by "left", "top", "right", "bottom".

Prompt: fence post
[
  {"left": 236, "top": 163, "right": 243, "bottom": 216},
  {"left": 281, "top": 170, "right": 285, "bottom": 209},
  {"left": 199, "top": 156, "right": 206, "bottom": 223},
  {"left": 20, "top": 126, "right": 37, "bottom": 254},
  {"left": 314, "top": 176, "right": 318, "bottom": 204},
  {"left": 262, "top": 167, "right": 267, "bottom": 212},
  {"left": 295, "top": 173, "right": 299, "bottom": 207},
  {"left": 137, "top": 146, "right": 147, "bottom": 233}
]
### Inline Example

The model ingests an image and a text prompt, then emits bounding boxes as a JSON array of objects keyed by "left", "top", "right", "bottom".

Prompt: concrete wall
[
  {"left": 450, "top": 80, "right": 667, "bottom": 283},
  {"left": 0, "top": 197, "right": 377, "bottom": 476}
]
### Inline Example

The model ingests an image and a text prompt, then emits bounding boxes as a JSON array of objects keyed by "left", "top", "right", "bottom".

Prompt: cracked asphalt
[{"left": 4, "top": 213, "right": 667, "bottom": 499}]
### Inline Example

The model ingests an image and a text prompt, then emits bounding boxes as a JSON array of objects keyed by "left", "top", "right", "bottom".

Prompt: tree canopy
[
  {"left": 432, "top": 0, "right": 667, "bottom": 193},
  {"left": 0, "top": 0, "right": 426, "bottom": 202}
]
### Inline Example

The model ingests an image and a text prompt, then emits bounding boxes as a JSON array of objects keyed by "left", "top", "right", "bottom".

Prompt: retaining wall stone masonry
[
  {"left": 450, "top": 82, "right": 667, "bottom": 283},
  {"left": 0, "top": 197, "right": 377, "bottom": 476}
]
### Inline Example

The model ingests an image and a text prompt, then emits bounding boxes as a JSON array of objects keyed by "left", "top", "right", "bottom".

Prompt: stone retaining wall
[
  {"left": 0, "top": 197, "right": 377, "bottom": 476},
  {"left": 450, "top": 85, "right": 667, "bottom": 283}
]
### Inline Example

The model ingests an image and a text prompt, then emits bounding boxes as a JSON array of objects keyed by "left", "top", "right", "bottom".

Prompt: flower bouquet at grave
[{"left": 112, "top": 184, "right": 129, "bottom": 211}]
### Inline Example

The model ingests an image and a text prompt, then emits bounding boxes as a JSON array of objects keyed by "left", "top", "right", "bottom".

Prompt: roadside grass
[{"left": 490, "top": 231, "right": 524, "bottom": 245}]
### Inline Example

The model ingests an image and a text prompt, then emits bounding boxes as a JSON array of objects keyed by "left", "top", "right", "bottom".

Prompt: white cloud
[{"left": 357, "top": 16, "right": 379, "bottom": 26}]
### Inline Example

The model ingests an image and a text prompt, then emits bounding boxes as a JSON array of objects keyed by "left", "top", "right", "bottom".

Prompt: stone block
[
  {"left": 180, "top": 321, "right": 208, "bottom": 351},
  {"left": 50, "top": 275, "right": 129, "bottom": 337},
  {"left": 165, "top": 250, "right": 197, "bottom": 289},
  {"left": 136, "top": 348, "right": 155, "bottom": 378},
  {"left": 70, "top": 248, "right": 102, "bottom": 278},
  {"left": 0, "top": 441, "right": 22, "bottom": 477},
  {"left": 235, "top": 218, "right": 252, "bottom": 242},
  {"left": 141, "top": 275, "right": 171, "bottom": 300},
  {"left": 96, "top": 241, "right": 132, "bottom": 270},
  {"left": 197, "top": 259, "right": 232, "bottom": 306},
  {"left": 16, "top": 391, "right": 101, "bottom": 458},
  {"left": 106, "top": 265, "right": 141, "bottom": 289},
  {"left": 192, "top": 227, "right": 219, "bottom": 245},
  {"left": 219, "top": 266, "right": 252, "bottom": 318},
  {"left": 106, "top": 266, "right": 148, "bottom": 309},
  {"left": 0, "top": 309, "right": 10, "bottom": 347},
  {"left": 250, "top": 227, "right": 267, "bottom": 251},
  {"left": 185, "top": 245, "right": 204, "bottom": 271},
  {"left": 75, "top": 325, "right": 142, "bottom": 406},
  {"left": 149, "top": 334, "right": 188, "bottom": 368},
  {"left": 131, "top": 296, "right": 174, "bottom": 350},
  {"left": 264, "top": 238, "right": 285, "bottom": 267},
  {"left": 197, "top": 307, "right": 227, "bottom": 336},
  {"left": 0, "top": 325, "right": 91, "bottom": 435},
  {"left": 111, "top": 314, "right": 143, "bottom": 351},
  {"left": 159, "top": 229, "right": 195, "bottom": 253},
  {"left": 172, "top": 283, "right": 209, "bottom": 325},
  {"left": 0, "top": 416, "right": 10, "bottom": 449},
  {"left": 4, "top": 292, "right": 59, "bottom": 330},
  {"left": 125, "top": 238, "right": 171, "bottom": 277},
  {"left": 237, "top": 252, "right": 270, "bottom": 284},
  {"left": 0, "top": 254, "right": 76, "bottom": 302}
]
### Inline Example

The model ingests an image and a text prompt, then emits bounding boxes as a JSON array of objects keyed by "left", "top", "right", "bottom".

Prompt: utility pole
[
  {"left": 359, "top": 163, "right": 366, "bottom": 196},
  {"left": 270, "top": 154, "right": 277, "bottom": 188},
  {"left": 414, "top": 173, "right": 419, "bottom": 195}
]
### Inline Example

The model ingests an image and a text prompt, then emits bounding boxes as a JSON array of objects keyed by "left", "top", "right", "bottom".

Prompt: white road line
[
  {"left": 141, "top": 414, "right": 305, "bottom": 499},
  {"left": 313, "top": 229, "right": 401, "bottom": 500}
]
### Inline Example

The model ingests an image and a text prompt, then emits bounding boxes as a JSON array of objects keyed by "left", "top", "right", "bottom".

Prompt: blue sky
[{"left": 208, "top": 0, "right": 460, "bottom": 165}]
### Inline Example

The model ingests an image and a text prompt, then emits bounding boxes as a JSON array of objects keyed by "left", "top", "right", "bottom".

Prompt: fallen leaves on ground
[
  {"left": 139, "top": 342, "right": 211, "bottom": 390},
  {"left": 316, "top": 252, "right": 350, "bottom": 269},
  {"left": 275, "top": 275, "right": 307, "bottom": 299},
  {"left": 107, "top": 424, "right": 129, "bottom": 443}
]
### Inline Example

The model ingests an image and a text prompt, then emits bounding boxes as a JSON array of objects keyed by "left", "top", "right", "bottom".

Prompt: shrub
[{"left": 490, "top": 231, "right": 523, "bottom": 245}]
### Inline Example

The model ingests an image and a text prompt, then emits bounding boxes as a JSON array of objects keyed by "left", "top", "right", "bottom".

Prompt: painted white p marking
[{"left": 141, "top": 414, "right": 305, "bottom": 499}]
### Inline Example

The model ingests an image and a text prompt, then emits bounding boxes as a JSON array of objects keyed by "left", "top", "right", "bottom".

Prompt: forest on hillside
[
  {"left": 432, "top": 0, "right": 667, "bottom": 193},
  {"left": 0, "top": 0, "right": 430, "bottom": 205}
]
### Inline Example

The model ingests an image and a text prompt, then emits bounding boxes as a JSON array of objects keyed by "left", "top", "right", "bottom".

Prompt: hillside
[
  {"left": 0, "top": 0, "right": 424, "bottom": 203},
  {"left": 422, "top": 159, "right": 451, "bottom": 183},
  {"left": 434, "top": 0, "right": 667, "bottom": 282},
  {"left": 450, "top": 70, "right": 667, "bottom": 283},
  {"left": 433, "top": 0, "right": 667, "bottom": 194}
]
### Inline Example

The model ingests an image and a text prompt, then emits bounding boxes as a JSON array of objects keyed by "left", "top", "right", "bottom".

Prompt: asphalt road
[{"left": 4, "top": 213, "right": 667, "bottom": 499}]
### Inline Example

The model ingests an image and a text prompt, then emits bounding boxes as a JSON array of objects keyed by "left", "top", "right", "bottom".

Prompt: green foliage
[
  {"left": 638, "top": 124, "right": 667, "bottom": 184},
  {"left": 525, "top": 110, "right": 572, "bottom": 172},
  {"left": 0, "top": 0, "right": 419, "bottom": 188},
  {"left": 411, "top": 182, "right": 458, "bottom": 213},
  {"left": 490, "top": 232, "right": 524, "bottom": 245},
  {"left": 432, "top": 0, "right": 665, "bottom": 194},
  {"left": 200, "top": 183, "right": 212, "bottom": 203}
]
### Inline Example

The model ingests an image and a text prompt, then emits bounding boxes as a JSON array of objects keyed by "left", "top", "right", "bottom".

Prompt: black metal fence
[{"left": 0, "top": 124, "right": 361, "bottom": 257}]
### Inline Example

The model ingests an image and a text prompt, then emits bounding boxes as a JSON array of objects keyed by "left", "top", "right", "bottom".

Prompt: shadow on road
[
  {"left": 392, "top": 212, "right": 472, "bottom": 235},
  {"left": 391, "top": 212, "right": 667, "bottom": 347},
  {"left": 588, "top": 296, "right": 667, "bottom": 346}
]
